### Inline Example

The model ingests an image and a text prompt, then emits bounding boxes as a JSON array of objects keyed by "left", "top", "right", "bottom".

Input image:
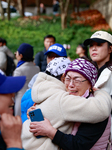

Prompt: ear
[
  {"left": 61, "top": 73, "right": 65, "bottom": 83},
  {"left": 109, "top": 45, "right": 112, "bottom": 54},
  {"left": 20, "top": 53, "right": 23, "bottom": 59}
]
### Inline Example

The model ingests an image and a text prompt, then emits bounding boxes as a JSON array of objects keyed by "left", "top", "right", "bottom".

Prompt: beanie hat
[
  {"left": 18, "top": 43, "right": 34, "bottom": 59},
  {"left": 65, "top": 58, "right": 98, "bottom": 87},
  {"left": 46, "top": 57, "right": 71, "bottom": 76},
  {"left": 84, "top": 31, "right": 112, "bottom": 46},
  {"left": 44, "top": 43, "right": 67, "bottom": 57}
]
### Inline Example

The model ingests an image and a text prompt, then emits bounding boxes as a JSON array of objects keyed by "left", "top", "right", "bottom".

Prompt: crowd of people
[{"left": 0, "top": 30, "right": 112, "bottom": 150}]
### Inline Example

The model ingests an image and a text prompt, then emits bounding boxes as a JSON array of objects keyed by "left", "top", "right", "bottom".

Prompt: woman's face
[
  {"left": 89, "top": 41, "right": 111, "bottom": 68},
  {"left": 65, "top": 71, "right": 91, "bottom": 96},
  {"left": 16, "top": 51, "right": 23, "bottom": 62},
  {"left": 76, "top": 46, "right": 85, "bottom": 57}
]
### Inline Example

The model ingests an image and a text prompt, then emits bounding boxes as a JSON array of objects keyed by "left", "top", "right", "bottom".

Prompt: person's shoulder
[{"left": 36, "top": 50, "right": 44, "bottom": 55}]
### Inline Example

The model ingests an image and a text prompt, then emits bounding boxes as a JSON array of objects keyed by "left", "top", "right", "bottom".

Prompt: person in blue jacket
[{"left": 0, "top": 70, "right": 25, "bottom": 150}]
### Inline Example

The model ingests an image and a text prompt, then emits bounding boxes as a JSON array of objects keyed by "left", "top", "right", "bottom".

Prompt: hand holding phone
[{"left": 29, "top": 108, "right": 44, "bottom": 138}]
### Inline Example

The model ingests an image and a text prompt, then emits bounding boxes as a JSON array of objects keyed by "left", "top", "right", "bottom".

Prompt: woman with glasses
[{"left": 22, "top": 57, "right": 111, "bottom": 150}]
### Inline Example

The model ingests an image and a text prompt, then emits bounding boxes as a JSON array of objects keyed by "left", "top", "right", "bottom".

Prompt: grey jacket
[{"left": 13, "top": 62, "right": 40, "bottom": 116}]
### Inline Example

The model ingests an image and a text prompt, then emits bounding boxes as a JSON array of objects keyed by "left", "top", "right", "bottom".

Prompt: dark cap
[
  {"left": 18, "top": 43, "right": 34, "bottom": 59},
  {"left": 0, "top": 73, "right": 26, "bottom": 94}
]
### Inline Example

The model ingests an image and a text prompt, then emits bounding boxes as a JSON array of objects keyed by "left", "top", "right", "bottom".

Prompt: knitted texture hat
[
  {"left": 65, "top": 58, "right": 98, "bottom": 87},
  {"left": 44, "top": 43, "right": 67, "bottom": 57},
  {"left": 46, "top": 57, "right": 71, "bottom": 76},
  {"left": 18, "top": 43, "right": 34, "bottom": 59}
]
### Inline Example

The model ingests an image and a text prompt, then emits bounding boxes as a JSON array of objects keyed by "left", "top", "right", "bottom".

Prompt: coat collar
[{"left": 95, "top": 68, "right": 111, "bottom": 88}]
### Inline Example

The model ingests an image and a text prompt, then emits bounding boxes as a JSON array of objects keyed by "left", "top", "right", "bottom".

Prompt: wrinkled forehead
[{"left": 66, "top": 71, "right": 85, "bottom": 79}]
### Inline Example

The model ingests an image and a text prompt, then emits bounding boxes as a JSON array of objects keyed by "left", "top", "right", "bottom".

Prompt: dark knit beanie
[
  {"left": 65, "top": 58, "right": 98, "bottom": 87},
  {"left": 18, "top": 43, "right": 34, "bottom": 59}
]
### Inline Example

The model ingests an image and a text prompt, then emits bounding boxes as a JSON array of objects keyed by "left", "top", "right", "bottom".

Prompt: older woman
[
  {"left": 28, "top": 58, "right": 111, "bottom": 150},
  {"left": 21, "top": 57, "right": 111, "bottom": 150}
]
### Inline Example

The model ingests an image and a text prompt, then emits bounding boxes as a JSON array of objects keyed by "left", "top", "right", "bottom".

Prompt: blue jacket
[{"left": 21, "top": 89, "right": 34, "bottom": 123}]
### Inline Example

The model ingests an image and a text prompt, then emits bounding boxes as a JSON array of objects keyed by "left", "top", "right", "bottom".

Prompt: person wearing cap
[
  {"left": 83, "top": 30, "right": 112, "bottom": 139},
  {"left": 0, "top": 71, "right": 26, "bottom": 150},
  {"left": 13, "top": 43, "right": 40, "bottom": 116},
  {"left": 34, "top": 35, "right": 56, "bottom": 72},
  {"left": 29, "top": 43, "right": 67, "bottom": 88},
  {"left": 83, "top": 30, "right": 112, "bottom": 96},
  {"left": 21, "top": 57, "right": 111, "bottom": 150},
  {"left": 21, "top": 43, "right": 67, "bottom": 123}
]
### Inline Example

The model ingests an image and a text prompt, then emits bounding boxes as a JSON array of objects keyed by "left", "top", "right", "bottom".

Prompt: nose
[
  {"left": 69, "top": 80, "right": 75, "bottom": 87},
  {"left": 91, "top": 45, "right": 97, "bottom": 51}
]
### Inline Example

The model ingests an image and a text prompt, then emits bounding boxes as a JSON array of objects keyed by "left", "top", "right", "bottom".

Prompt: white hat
[
  {"left": 84, "top": 31, "right": 112, "bottom": 46},
  {"left": 46, "top": 57, "right": 71, "bottom": 76}
]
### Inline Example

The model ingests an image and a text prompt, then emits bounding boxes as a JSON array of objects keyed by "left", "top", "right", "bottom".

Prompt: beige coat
[
  {"left": 13, "top": 62, "right": 40, "bottom": 116},
  {"left": 21, "top": 72, "right": 112, "bottom": 150},
  {"left": 95, "top": 68, "right": 112, "bottom": 96}
]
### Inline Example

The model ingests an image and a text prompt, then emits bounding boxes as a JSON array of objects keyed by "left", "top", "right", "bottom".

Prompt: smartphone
[{"left": 29, "top": 108, "right": 44, "bottom": 138}]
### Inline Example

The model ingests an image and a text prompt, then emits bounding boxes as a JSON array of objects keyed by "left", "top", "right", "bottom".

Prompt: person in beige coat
[{"left": 13, "top": 43, "right": 40, "bottom": 116}]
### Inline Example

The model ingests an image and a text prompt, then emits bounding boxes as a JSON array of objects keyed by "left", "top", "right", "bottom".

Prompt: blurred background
[{"left": 0, "top": 0, "right": 111, "bottom": 60}]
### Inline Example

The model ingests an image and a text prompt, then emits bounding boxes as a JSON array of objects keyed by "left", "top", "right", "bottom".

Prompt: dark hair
[
  {"left": 45, "top": 70, "right": 62, "bottom": 80},
  {"left": 0, "top": 38, "right": 7, "bottom": 45},
  {"left": 44, "top": 35, "right": 56, "bottom": 42},
  {"left": 2, "top": 38, "right": 7, "bottom": 45},
  {"left": 106, "top": 42, "right": 112, "bottom": 70},
  {"left": 47, "top": 52, "right": 59, "bottom": 58},
  {"left": 0, "top": 38, "right": 4, "bottom": 46},
  {"left": 108, "top": 42, "right": 112, "bottom": 60},
  {"left": 47, "top": 52, "right": 67, "bottom": 58},
  {"left": 78, "top": 43, "right": 88, "bottom": 58}
]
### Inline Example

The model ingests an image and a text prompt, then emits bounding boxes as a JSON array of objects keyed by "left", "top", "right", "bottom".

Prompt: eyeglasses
[{"left": 65, "top": 77, "right": 87, "bottom": 86}]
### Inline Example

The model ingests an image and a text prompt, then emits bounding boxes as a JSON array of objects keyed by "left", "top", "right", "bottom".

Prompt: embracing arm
[
  {"left": 29, "top": 117, "right": 108, "bottom": 150},
  {"left": 61, "top": 90, "right": 112, "bottom": 123},
  {"left": 52, "top": 118, "right": 108, "bottom": 150}
]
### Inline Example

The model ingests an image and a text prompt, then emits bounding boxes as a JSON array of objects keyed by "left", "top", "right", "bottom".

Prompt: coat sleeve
[
  {"left": 60, "top": 90, "right": 112, "bottom": 123},
  {"left": 52, "top": 118, "right": 108, "bottom": 150}
]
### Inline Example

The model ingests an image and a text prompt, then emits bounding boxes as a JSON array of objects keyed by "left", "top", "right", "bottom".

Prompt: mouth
[
  {"left": 69, "top": 90, "right": 78, "bottom": 95},
  {"left": 92, "top": 53, "right": 97, "bottom": 56},
  {"left": 9, "top": 103, "right": 14, "bottom": 110}
]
